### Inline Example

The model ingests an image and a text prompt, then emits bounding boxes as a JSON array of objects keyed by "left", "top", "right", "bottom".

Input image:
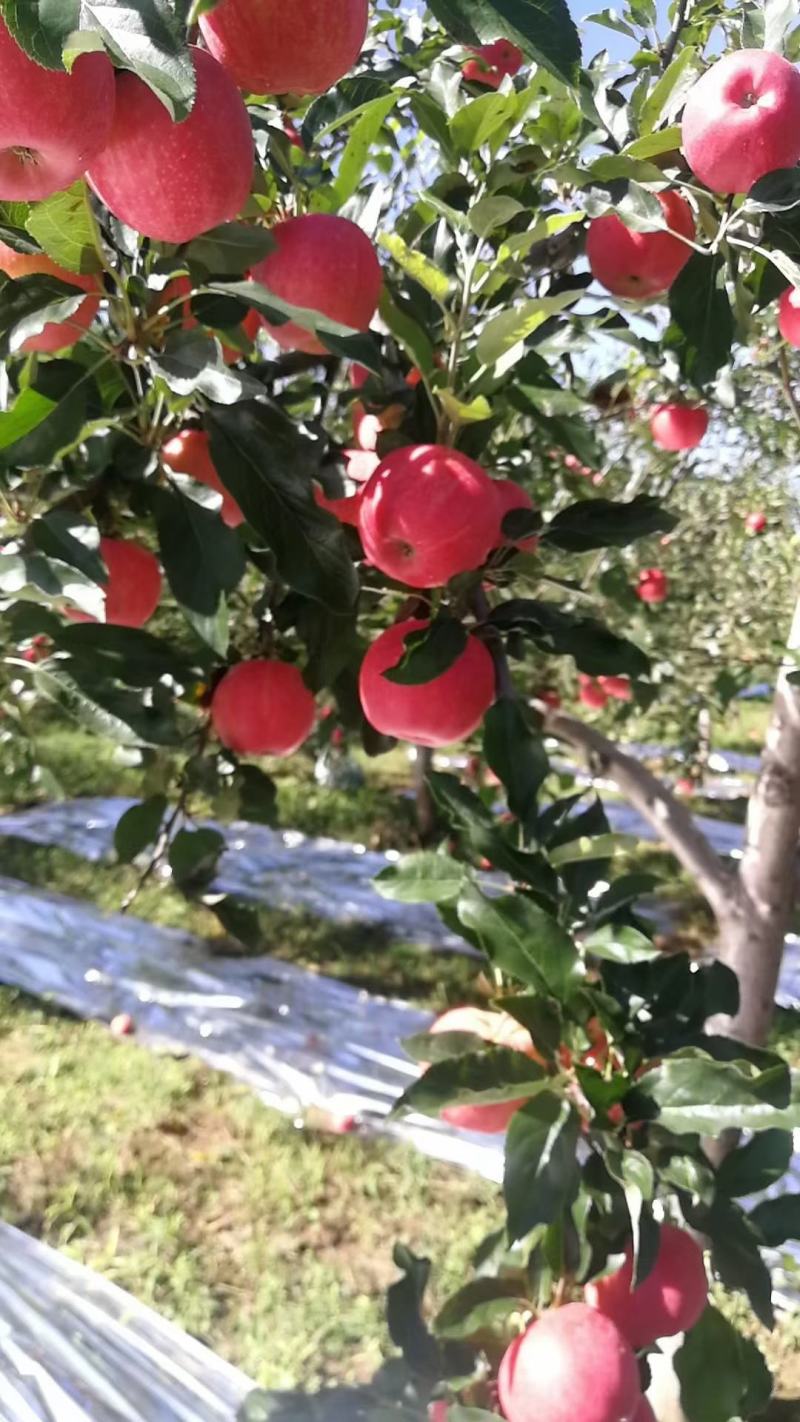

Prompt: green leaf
[
  {"left": 25, "top": 181, "right": 102, "bottom": 274},
  {"left": 55, "top": 623, "right": 196, "bottom": 687},
  {"left": 206, "top": 403, "right": 359, "bottom": 613},
  {"left": 583, "top": 924, "right": 661, "bottom": 964},
  {"left": 393, "top": 1048, "right": 549, "bottom": 1118},
  {"left": 152, "top": 485, "right": 244, "bottom": 656},
  {"left": 543, "top": 496, "right": 677, "bottom": 552},
  {"left": 374, "top": 852, "right": 467, "bottom": 905},
  {"left": 426, "top": 0, "right": 581, "bottom": 86},
  {"left": 401, "top": 1030, "right": 488, "bottom": 1065},
  {"left": 378, "top": 288, "right": 436, "bottom": 377},
  {"left": 379, "top": 232, "right": 451, "bottom": 303},
  {"left": 185, "top": 223, "right": 276, "bottom": 275},
  {"left": 668, "top": 254, "right": 734, "bottom": 390},
  {"left": 747, "top": 166, "right": 800, "bottom": 213},
  {"left": 638, "top": 46, "right": 700, "bottom": 133},
  {"left": 28, "top": 510, "right": 105, "bottom": 585},
  {"left": 152, "top": 330, "right": 262, "bottom": 404},
  {"left": 623, "top": 124, "right": 683, "bottom": 158},
  {"left": 169, "top": 827, "right": 225, "bottom": 889},
  {"left": 675, "top": 1308, "right": 773, "bottom": 1422},
  {"left": 490, "top": 600, "right": 650, "bottom": 678},
  {"left": 434, "top": 1277, "right": 529, "bottom": 1339},
  {"left": 450, "top": 91, "right": 519, "bottom": 155},
  {"left": 211, "top": 278, "right": 374, "bottom": 350},
  {"left": 457, "top": 883, "right": 580, "bottom": 998},
  {"left": 0, "top": 359, "right": 93, "bottom": 467},
  {"left": 0, "top": 273, "right": 87, "bottom": 355},
  {"left": 717, "top": 1129, "right": 794, "bottom": 1198},
  {"left": 483, "top": 698, "right": 548, "bottom": 826},
  {"left": 704, "top": 1199, "right": 775, "bottom": 1328},
  {"left": 504, "top": 1095, "right": 580, "bottom": 1241},
  {"left": 114, "top": 795, "right": 168, "bottom": 862},
  {"left": 386, "top": 1245, "right": 439, "bottom": 1378},
  {"left": 234, "top": 765, "right": 277, "bottom": 826},
  {"left": 477, "top": 291, "right": 582, "bottom": 366},
  {"left": 469, "top": 195, "right": 525, "bottom": 238},
  {"left": 383, "top": 618, "right": 468, "bottom": 686},
  {"left": 327, "top": 93, "right": 399, "bottom": 209},
  {"left": 630, "top": 1049, "right": 793, "bottom": 1135},
  {"left": 33, "top": 662, "right": 180, "bottom": 746},
  {"left": 749, "top": 1193, "right": 800, "bottom": 1246}
]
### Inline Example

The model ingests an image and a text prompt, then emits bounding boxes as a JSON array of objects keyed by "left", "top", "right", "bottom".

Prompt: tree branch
[
  {"left": 542, "top": 707, "right": 738, "bottom": 927},
  {"left": 661, "top": 0, "right": 690, "bottom": 69}
]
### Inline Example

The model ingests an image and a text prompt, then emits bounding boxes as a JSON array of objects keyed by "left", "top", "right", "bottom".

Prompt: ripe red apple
[
  {"left": 211, "top": 659, "right": 316, "bottom": 756},
  {"left": 745, "top": 510, "right": 767, "bottom": 534},
  {"left": 463, "top": 39, "right": 524, "bottom": 88},
  {"left": 314, "top": 484, "right": 362, "bottom": 526},
  {"left": 597, "top": 675, "right": 632, "bottom": 702},
  {"left": 359, "top": 618, "right": 495, "bottom": 747},
  {"left": 778, "top": 285, "right": 800, "bottom": 346},
  {"left": 675, "top": 777, "right": 695, "bottom": 796},
  {"left": 0, "top": 18, "right": 115, "bottom": 200},
  {"left": 110, "top": 1013, "right": 135, "bottom": 1038},
  {"left": 99, "top": 538, "right": 162, "bottom": 628},
  {"left": 87, "top": 48, "right": 254, "bottom": 243},
  {"left": 537, "top": 688, "right": 561, "bottom": 710},
  {"left": 650, "top": 403, "right": 708, "bottom": 451},
  {"left": 250, "top": 214, "right": 382, "bottom": 355},
  {"left": 682, "top": 49, "right": 800, "bottom": 194},
  {"left": 578, "top": 675, "right": 608, "bottom": 710},
  {"left": 161, "top": 429, "right": 244, "bottom": 529},
  {"left": 493, "top": 479, "right": 539, "bottom": 553},
  {"left": 0, "top": 240, "right": 101, "bottom": 353},
  {"left": 427, "top": 1005, "right": 543, "bottom": 1134},
  {"left": 585, "top": 1223, "right": 708, "bottom": 1348},
  {"left": 632, "top": 1398, "right": 656, "bottom": 1422},
  {"left": 428, "top": 1402, "right": 448, "bottom": 1422},
  {"left": 358, "top": 445, "right": 499, "bottom": 587},
  {"left": 498, "top": 1303, "right": 640, "bottom": 1422},
  {"left": 586, "top": 191, "right": 695, "bottom": 299},
  {"left": 200, "top": 0, "right": 368, "bottom": 96},
  {"left": 636, "top": 568, "right": 668, "bottom": 605}
]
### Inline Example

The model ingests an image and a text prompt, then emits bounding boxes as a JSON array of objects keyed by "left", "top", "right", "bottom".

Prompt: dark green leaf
[
  {"left": 483, "top": 698, "right": 548, "bottom": 826},
  {"left": 668, "top": 254, "right": 734, "bottom": 389},
  {"left": 383, "top": 618, "right": 469, "bottom": 686},
  {"left": 186, "top": 224, "right": 276, "bottom": 275},
  {"left": 374, "top": 852, "right": 467, "bottom": 905},
  {"left": 114, "top": 795, "right": 167, "bottom": 862},
  {"left": 212, "top": 896, "right": 264, "bottom": 950},
  {"left": 457, "top": 883, "right": 580, "bottom": 998},
  {"left": 675, "top": 1307, "right": 772, "bottom": 1422},
  {"left": 169, "top": 827, "right": 225, "bottom": 889},
  {"left": 55, "top": 623, "right": 196, "bottom": 687},
  {"left": 394, "top": 1047, "right": 549, "bottom": 1118},
  {"left": 152, "top": 485, "right": 244, "bottom": 656},
  {"left": 717, "top": 1129, "right": 794, "bottom": 1198},
  {"left": 386, "top": 1245, "right": 440, "bottom": 1378},
  {"left": 434, "top": 1277, "right": 529, "bottom": 1339},
  {"left": 426, "top": 0, "right": 581, "bottom": 87},
  {"left": 152, "top": 329, "right": 262, "bottom": 404},
  {"left": 583, "top": 924, "right": 661, "bottom": 964},
  {"left": 543, "top": 496, "right": 677, "bottom": 552},
  {"left": 0, "top": 358, "right": 93, "bottom": 466},
  {"left": 234, "top": 765, "right": 278, "bottom": 826},
  {"left": 747, "top": 167, "right": 800, "bottom": 213},
  {"left": 504, "top": 1094, "right": 580, "bottom": 1241},
  {"left": 630, "top": 1049, "right": 792, "bottom": 1135},
  {"left": 0, "top": 273, "right": 86, "bottom": 355},
  {"left": 28, "top": 511, "right": 105, "bottom": 585},
  {"left": 206, "top": 403, "right": 359, "bottom": 613},
  {"left": 490, "top": 600, "right": 650, "bottom": 677},
  {"left": 401, "top": 1030, "right": 489, "bottom": 1065},
  {"left": 749, "top": 1193, "right": 800, "bottom": 1246}
]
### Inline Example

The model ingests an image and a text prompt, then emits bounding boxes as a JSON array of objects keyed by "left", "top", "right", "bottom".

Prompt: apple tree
[{"left": 3, "top": 1, "right": 800, "bottom": 1419}]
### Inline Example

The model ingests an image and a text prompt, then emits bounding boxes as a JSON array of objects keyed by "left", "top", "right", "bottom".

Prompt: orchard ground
[{"left": 1, "top": 713, "right": 800, "bottom": 1404}]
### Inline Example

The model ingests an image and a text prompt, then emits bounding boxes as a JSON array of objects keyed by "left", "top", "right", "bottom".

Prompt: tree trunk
[
  {"left": 414, "top": 745, "right": 437, "bottom": 845},
  {"left": 715, "top": 592, "right": 800, "bottom": 1046}
]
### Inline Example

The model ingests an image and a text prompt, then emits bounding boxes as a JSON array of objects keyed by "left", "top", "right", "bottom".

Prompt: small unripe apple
[
  {"left": 578, "top": 675, "right": 608, "bottom": 710},
  {"left": 682, "top": 49, "right": 800, "bottom": 194},
  {"left": 598, "top": 675, "right": 632, "bottom": 702},
  {"left": 200, "top": 0, "right": 368, "bottom": 97},
  {"left": 585, "top": 1223, "right": 708, "bottom": 1348},
  {"left": 161, "top": 429, "right": 244, "bottom": 529},
  {"left": 427, "top": 1005, "right": 542, "bottom": 1134},
  {"left": 493, "top": 479, "right": 539, "bottom": 553},
  {"left": 98, "top": 538, "right": 162, "bottom": 628},
  {"left": 0, "top": 18, "right": 115, "bottom": 201},
  {"left": 0, "top": 240, "right": 101, "bottom": 353},
  {"left": 498, "top": 1303, "right": 640, "bottom": 1422},
  {"left": 359, "top": 618, "right": 495, "bottom": 747},
  {"left": 251, "top": 214, "right": 382, "bottom": 356},
  {"left": 636, "top": 568, "right": 668, "bottom": 605},
  {"left": 359, "top": 445, "right": 499, "bottom": 587},
  {"left": 649, "top": 403, "right": 708, "bottom": 451},
  {"left": 462, "top": 39, "right": 524, "bottom": 88},
  {"left": 586, "top": 191, "right": 694, "bottom": 299},
  {"left": 211, "top": 659, "right": 316, "bottom": 756},
  {"left": 87, "top": 48, "right": 254, "bottom": 243},
  {"left": 778, "top": 285, "right": 800, "bottom": 346}
]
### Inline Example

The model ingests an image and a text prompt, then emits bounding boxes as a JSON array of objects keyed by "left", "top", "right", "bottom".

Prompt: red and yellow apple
[{"left": 359, "top": 618, "right": 495, "bottom": 747}]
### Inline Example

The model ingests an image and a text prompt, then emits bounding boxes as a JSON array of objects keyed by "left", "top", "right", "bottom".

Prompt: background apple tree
[{"left": 3, "top": 1, "right": 800, "bottom": 1419}]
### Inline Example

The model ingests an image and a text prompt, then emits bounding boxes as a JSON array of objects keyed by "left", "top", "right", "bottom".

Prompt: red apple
[
  {"left": 200, "top": 0, "right": 368, "bottom": 97},
  {"left": 463, "top": 39, "right": 524, "bottom": 88},
  {"left": 498, "top": 1303, "right": 640, "bottom": 1422},
  {"left": 428, "top": 1403, "right": 448, "bottom": 1422},
  {"left": 537, "top": 688, "right": 561, "bottom": 710},
  {"left": 636, "top": 568, "right": 668, "bottom": 604},
  {"left": 251, "top": 214, "right": 382, "bottom": 355},
  {"left": 87, "top": 47, "right": 254, "bottom": 243},
  {"left": 99, "top": 538, "right": 162, "bottom": 628},
  {"left": 314, "top": 484, "right": 362, "bottom": 526},
  {"left": 745, "top": 510, "right": 767, "bottom": 534},
  {"left": 578, "top": 675, "right": 609, "bottom": 710},
  {"left": 682, "top": 49, "right": 800, "bottom": 194},
  {"left": 110, "top": 1013, "right": 135, "bottom": 1038},
  {"left": 675, "top": 777, "right": 695, "bottom": 796},
  {"left": 0, "top": 17, "right": 115, "bottom": 201},
  {"left": 152, "top": 278, "right": 259, "bottom": 364},
  {"left": 778, "top": 285, "right": 800, "bottom": 346},
  {"left": 161, "top": 429, "right": 244, "bottom": 529},
  {"left": 586, "top": 191, "right": 695, "bottom": 299},
  {"left": 211, "top": 659, "right": 316, "bottom": 756},
  {"left": 427, "top": 1005, "right": 543, "bottom": 1133},
  {"left": 0, "top": 240, "right": 101, "bottom": 353},
  {"left": 359, "top": 618, "right": 495, "bottom": 747},
  {"left": 632, "top": 1398, "right": 656, "bottom": 1422},
  {"left": 650, "top": 403, "right": 708, "bottom": 451},
  {"left": 493, "top": 479, "right": 539, "bottom": 553},
  {"left": 585, "top": 1223, "right": 708, "bottom": 1348},
  {"left": 358, "top": 444, "right": 499, "bottom": 587},
  {"left": 597, "top": 675, "right": 632, "bottom": 702}
]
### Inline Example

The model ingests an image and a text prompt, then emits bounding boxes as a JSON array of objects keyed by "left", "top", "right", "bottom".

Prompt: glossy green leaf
[
  {"left": 114, "top": 795, "right": 168, "bottom": 862},
  {"left": 374, "top": 852, "right": 468, "bottom": 905},
  {"left": 504, "top": 1094, "right": 580, "bottom": 1241}
]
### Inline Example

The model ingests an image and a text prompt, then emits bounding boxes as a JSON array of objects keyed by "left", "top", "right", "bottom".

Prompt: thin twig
[{"left": 661, "top": 0, "right": 690, "bottom": 70}]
